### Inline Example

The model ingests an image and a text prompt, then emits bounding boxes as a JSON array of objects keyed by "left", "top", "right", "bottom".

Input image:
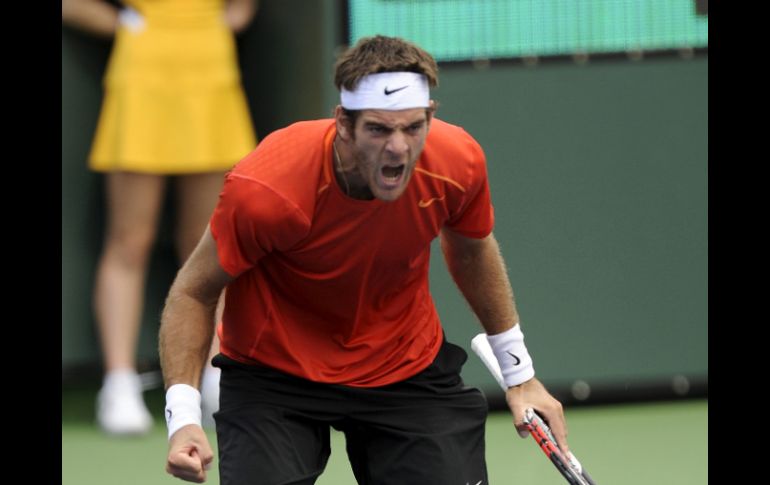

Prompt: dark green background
[{"left": 62, "top": 0, "right": 707, "bottom": 397}]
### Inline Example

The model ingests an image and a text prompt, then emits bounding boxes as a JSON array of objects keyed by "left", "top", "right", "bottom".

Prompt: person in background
[
  {"left": 62, "top": 0, "right": 259, "bottom": 435},
  {"left": 159, "top": 35, "right": 571, "bottom": 484}
]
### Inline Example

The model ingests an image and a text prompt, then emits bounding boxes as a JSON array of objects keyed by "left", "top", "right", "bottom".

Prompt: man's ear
[
  {"left": 334, "top": 105, "right": 353, "bottom": 141},
  {"left": 426, "top": 100, "right": 437, "bottom": 124}
]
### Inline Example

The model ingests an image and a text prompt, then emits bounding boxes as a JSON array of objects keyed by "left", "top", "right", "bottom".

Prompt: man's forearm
[
  {"left": 160, "top": 228, "right": 233, "bottom": 390},
  {"left": 159, "top": 289, "right": 219, "bottom": 391},
  {"left": 440, "top": 230, "right": 519, "bottom": 335}
]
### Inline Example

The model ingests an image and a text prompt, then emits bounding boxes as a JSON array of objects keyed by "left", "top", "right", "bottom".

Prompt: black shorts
[{"left": 212, "top": 337, "right": 489, "bottom": 485}]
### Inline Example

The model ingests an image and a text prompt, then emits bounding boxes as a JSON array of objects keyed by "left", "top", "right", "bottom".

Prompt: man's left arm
[{"left": 439, "top": 228, "right": 571, "bottom": 455}]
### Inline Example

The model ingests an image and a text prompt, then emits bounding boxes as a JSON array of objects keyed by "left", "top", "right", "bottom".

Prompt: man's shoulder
[
  {"left": 223, "top": 119, "right": 334, "bottom": 218},
  {"left": 428, "top": 118, "right": 477, "bottom": 140},
  {"left": 232, "top": 119, "right": 334, "bottom": 177},
  {"left": 424, "top": 118, "right": 485, "bottom": 164},
  {"left": 250, "top": 119, "right": 334, "bottom": 158}
]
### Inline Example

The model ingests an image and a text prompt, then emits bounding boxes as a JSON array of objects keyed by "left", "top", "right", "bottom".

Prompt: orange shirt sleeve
[
  {"left": 445, "top": 131, "right": 495, "bottom": 238},
  {"left": 210, "top": 173, "right": 311, "bottom": 277}
]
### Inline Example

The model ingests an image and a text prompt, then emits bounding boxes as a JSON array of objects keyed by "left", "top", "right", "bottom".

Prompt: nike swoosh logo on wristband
[{"left": 506, "top": 351, "right": 521, "bottom": 366}]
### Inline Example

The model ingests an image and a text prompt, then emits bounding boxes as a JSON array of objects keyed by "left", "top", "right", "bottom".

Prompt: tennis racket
[{"left": 471, "top": 333, "right": 598, "bottom": 485}]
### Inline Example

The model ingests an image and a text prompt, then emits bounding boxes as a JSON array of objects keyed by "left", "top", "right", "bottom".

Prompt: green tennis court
[{"left": 63, "top": 388, "right": 706, "bottom": 485}]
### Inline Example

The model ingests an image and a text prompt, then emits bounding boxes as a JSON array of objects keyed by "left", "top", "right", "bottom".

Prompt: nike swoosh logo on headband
[{"left": 384, "top": 85, "right": 409, "bottom": 95}]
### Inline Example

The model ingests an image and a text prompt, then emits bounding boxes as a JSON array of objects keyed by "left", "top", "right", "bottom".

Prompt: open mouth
[{"left": 380, "top": 165, "right": 405, "bottom": 186}]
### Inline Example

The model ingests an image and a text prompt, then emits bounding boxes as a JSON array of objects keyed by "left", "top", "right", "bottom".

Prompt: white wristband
[
  {"left": 164, "top": 384, "right": 202, "bottom": 440},
  {"left": 486, "top": 324, "right": 535, "bottom": 388}
]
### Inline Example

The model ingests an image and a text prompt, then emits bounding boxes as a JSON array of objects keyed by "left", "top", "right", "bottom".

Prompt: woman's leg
[{"left": 94, "top": 171, "right": 167, "bottom": 435}]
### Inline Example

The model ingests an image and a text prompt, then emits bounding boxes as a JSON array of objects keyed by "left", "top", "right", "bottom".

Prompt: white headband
[{"left": 340, "top": 72, "right": 430, "bottom": 110}]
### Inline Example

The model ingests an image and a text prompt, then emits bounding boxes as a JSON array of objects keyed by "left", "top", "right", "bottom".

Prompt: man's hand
[
  {"left": 505, "top": 377, "right": 570, "bottom": 456},
  {"left": 166, "top": 424, "right": 214, "bottom": 483}
]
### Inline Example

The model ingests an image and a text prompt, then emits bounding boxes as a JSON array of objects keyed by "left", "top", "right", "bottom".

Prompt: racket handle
[{"left": 580, "top": 469, "right": 597, "bottom": 485}]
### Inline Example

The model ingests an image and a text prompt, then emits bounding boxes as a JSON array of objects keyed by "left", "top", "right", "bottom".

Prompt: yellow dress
[{"left": 89, "top": 0, "right": 257, "bottom": 174}]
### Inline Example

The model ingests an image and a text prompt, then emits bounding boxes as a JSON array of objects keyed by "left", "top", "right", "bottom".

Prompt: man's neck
[{"left": 333, "top": 138, "right": 374, "bottom": 200}]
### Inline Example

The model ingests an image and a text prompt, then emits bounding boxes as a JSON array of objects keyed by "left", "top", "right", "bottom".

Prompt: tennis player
[{"left": 160, "top": 35, "right": 570, "bottom": 484}]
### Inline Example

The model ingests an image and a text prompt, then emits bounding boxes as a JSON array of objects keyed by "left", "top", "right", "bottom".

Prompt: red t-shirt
[{"left": 210, "top": 118, "right": 494, "bottom": 387}]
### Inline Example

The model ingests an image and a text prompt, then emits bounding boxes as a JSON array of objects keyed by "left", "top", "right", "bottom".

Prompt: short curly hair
[{"left": 334, "top": 35, "right": 439, "bottom": 92}]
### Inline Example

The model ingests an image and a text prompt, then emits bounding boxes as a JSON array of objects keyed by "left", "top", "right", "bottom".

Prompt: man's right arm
[
  {"left": 159, "top": 226, "right": 233, "bottom": 483},
  {"left": 160, "top": 226, "right": 233, "bottom": 395}
]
